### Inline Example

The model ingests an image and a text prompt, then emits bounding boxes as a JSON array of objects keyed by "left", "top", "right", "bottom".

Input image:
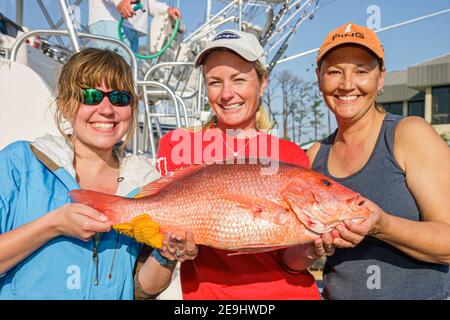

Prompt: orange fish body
[{"left": 70, "top": 160, "right": 369, "bottom": 252}]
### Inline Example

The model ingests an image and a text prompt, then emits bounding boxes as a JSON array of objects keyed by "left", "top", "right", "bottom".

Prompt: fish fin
[
  {"left": 69, "top": 189, "right": 133, "bottom": 225},
  {"left": 218, "top": 194, "right": 290, "bottom": 225},
  {"left": 283, "top": 187, "right": 334, "bottom": 234},
  {"left": 134, "top": 163, "right": 209, "bottom": 198},
  {"left": 226, "top": 244, "right": 291, "bottom": 255}
]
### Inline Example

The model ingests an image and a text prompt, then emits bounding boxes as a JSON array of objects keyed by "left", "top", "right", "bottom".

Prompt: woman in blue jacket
[{"left": 0, "top": 48, "right": 164, "bottom": 299}]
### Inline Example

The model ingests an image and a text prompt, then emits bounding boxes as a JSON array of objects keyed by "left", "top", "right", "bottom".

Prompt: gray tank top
[{"left": 312, "top": 113, "right": 448, "bottom": 299}]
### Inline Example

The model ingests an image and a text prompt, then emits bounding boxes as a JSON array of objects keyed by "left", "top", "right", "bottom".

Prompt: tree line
[{"left": 264, "top": 69, "right": 332, "bottom": 145}]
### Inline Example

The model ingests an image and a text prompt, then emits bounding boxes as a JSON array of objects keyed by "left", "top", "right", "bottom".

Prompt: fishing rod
[
  {"left": 117, "top": 1, "right": 180, "bottom": 60},
  {"left": 259, "top": 0, "right": 292, "bottom": 47},
  {"left": 267, "top": 0, "right": 319, "bottom": 72}
]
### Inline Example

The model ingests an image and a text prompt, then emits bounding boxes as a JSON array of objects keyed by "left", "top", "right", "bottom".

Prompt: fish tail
[{"left": 69, "top": 189, "right": 133, "bottom": 224}]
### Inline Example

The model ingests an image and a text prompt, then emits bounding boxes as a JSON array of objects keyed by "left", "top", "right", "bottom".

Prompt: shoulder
[
  {"left": 0, "top": 141, "right": 34, "bottom": 198},
  {"left": 0, "top": 140, "right": 33, "bottom": 166},
  {"left": 394, "top": 116, "right": 443, "bottom": 147},
  {"left": 395, "top": 116, "right": 433, "bottom": 136},
  {"left": 306, "top": 142, "right": 321, "bottom": 168},
  {"left": 394, "top": 116, "right": 449, "bottom": 168},
  {"left": 1, "top": 140, "right": 31, "bottom": 155},
  {"left": 269, "top": 135, "right": 309, "bottom": 167}
]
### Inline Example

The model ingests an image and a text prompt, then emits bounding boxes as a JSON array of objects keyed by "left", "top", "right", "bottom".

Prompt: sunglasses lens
[
  {"left": 109, "top": 90, "right": 132, "bottom": 106},
  {"left": 83, "top": 89, "right": 104, "bottom": 105}
]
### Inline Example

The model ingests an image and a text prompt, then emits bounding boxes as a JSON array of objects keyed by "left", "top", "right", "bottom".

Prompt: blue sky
[{"left": 2, "top": 0, "right": 450, "bottom": 81}]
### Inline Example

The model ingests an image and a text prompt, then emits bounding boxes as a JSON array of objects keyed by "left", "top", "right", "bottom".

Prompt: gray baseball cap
[{"left": 194, "top": 29, "right": 266, "bottom": 67}]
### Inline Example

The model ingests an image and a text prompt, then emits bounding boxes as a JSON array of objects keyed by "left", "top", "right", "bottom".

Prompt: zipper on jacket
[
  {"left": 107, "top": 232, "right": 120, "bottom": 280},
  {"left": 92, "top": 235, "right": 100, "bottom": 286}
]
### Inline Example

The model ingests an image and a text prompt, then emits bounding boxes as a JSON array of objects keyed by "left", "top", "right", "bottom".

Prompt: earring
[
  {"left": 377, "top": 88, "right": 384, "bottom": 96},
  {"left": 318, "top": 91, "right": 323, "bottom": 97}
]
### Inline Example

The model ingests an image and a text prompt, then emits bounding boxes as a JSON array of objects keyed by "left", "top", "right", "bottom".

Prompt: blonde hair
[
  {"left": 197, "top": 49, "right": 274, "bottom": 132},
  {"left": 55, "top": 48, "right": 138, "bottom": 153}
]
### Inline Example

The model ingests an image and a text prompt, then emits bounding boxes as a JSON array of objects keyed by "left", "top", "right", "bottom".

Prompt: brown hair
[
  {"left": 198, "top": 48, "right": 274, "bottom": 132},
  {"left": 55, "top": 48, "right": 138, "bottom": 153}
]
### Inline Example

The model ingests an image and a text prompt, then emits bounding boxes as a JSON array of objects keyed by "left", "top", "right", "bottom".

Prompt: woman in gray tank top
[{"left": 307, "top": 22, "right": 450, "bottom": 299}]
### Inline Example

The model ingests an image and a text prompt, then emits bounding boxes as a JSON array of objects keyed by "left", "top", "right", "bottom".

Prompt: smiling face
[
  {"left": 203, "top": 50, "right": 267, "bottom": 131},
  {"left": 316, "top": 45, "right": 385, "bottom": 121},
  {"left": 72, "top": 82, "right": 132, "bottom": 152}
]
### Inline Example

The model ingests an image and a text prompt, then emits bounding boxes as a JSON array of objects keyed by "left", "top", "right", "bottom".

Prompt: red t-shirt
[{"left": 156, "top": 128, "right": 320, "bottom": 300}]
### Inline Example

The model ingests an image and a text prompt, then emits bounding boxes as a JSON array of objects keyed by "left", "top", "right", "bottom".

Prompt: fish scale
[{"left": 70, "top": 161, "right": 370, "bottom": 252}]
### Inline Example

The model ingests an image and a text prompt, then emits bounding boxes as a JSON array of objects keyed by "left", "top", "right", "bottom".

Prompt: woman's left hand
[
  {"left": 313, "top": 231, "right": 338, "bottom": 257},
  {"left": 332, "top": 199, "right": 386, "bottom": 248},
  {"left": 160, "top": 231, "right": 198, "bottom": 263}
]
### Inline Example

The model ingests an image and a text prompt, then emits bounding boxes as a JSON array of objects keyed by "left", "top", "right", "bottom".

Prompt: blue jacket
[{"left": 0, "top": 135, "right": 159, "bottom": 299}]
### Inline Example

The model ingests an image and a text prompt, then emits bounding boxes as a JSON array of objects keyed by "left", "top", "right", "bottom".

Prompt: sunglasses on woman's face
[{"left": 82, "top": 88, "right": 133, "bottom": 107}]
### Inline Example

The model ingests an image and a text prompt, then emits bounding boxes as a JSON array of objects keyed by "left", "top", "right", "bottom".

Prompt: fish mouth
[
  {"left": 289, "top": 200, "right": 338, "bottom": 234},
  {"left": 289, "top": 193, "right": 369, "bottom": 234}
]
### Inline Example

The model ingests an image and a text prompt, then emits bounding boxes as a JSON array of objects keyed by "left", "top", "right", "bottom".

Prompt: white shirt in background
[{"left": 88, "top": 0, "right": 169, "bottom": 36}]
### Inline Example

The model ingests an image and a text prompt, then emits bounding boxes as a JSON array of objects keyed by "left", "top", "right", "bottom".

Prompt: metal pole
[
  {"left": 58, "top": 0, "right": 80, "bottom": 52},
  {"left": 206, "top": 0, "right": 212, "bottom": 22},
  {"left": 37, "top": 0, "right": 66, "bottom": 47},
  {"left": 16, "top": 0, "right": 24, "bottom": 26},
  {"left": 11, "top": 30, "right": 137, "bottom": 78},
  {"left": 238, "top": 0, "right": 243, "bottom": 30},
  {"left": 183, "top": 0, "right": 237, "bottom": 43}
]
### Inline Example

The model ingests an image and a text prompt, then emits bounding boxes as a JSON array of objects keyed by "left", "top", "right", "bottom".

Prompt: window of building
[
  {"left": 432, "top": 86, "right": 450, "bottom": 124},
  {"left": 383, "top": 102, "right": 403, "bottom": 116},
  {"left": 408, "top": 100, "right": 424, "bottom": 117}
]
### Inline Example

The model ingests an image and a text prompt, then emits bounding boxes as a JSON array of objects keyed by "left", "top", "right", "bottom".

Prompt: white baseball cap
[{"left": 194, "top": 29, "right": 266, "bottom": 67}]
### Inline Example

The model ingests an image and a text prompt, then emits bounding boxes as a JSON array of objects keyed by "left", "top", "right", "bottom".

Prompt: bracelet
[{"left": 150, "top": 249, "right": 177, "bottom": 269}]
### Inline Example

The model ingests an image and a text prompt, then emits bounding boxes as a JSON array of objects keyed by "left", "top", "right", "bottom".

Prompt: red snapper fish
[{"left": 70, "top": 160, "right": 369, "bottom": 252}]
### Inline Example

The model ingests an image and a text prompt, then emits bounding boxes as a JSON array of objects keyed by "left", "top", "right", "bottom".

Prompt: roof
[
  {"left": 414, "top": 53, "right": 450, "bottom": 67},
  {"left": 383, "top": 70, "right": 407, "bottom": 86}
]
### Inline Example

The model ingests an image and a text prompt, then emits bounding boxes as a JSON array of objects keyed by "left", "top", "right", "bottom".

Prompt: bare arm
[
  {"left": 0, "top": 204, "right": 112, "bottom": 274},
  {"left": 334, "top": 117, "right": 450, "bottom": 264},
  {"left": 136, "top": 231, "right": 197, "bottom": 298}
]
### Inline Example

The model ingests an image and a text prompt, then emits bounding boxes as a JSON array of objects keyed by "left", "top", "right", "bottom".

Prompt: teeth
[
  {"left": 338, "top": 95, "right": 358, "bottom": 101},
  {"left": 92, "top": 122, "right": 114, "bottom": 129},
  {"left": 223, "top": 103, "right": 242, "bottom": 110}
]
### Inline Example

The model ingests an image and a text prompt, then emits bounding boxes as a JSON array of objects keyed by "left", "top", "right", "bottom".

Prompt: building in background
[{"left": 378, "top": 53, "right": 450, "bottom": 145}]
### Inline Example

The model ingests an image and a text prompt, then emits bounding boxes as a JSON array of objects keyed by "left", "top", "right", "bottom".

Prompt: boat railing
[{"left": 9, "top": 29, "right": 138, "bottom": 81}]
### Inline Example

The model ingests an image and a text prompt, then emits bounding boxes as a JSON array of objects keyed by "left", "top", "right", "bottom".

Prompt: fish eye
[{"left": 321, "top": 179, "right": 332, "bottom": 187}]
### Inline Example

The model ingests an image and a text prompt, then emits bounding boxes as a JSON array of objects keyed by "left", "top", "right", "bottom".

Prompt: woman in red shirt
[{"left": 137, "top": 30, "right": 324, "bottom": 300}]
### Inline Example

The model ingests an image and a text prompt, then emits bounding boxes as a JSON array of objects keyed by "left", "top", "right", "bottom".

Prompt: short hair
[{"left": 55, "top": 48, "right": 138, "bottom": 152}]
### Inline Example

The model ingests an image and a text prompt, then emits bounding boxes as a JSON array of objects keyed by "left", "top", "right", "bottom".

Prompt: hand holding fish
[
  {"left": 330, "top": 199, "right": 385, "bottom": 248},
  {"left": 160, "top": 231, "right": 198, "bottom": 263},
  {"left": 313, "top": 232, "right": 337, "bottom": 257},
  {"left": 49, "top": 203, "right": 112, "bottom": 241}
]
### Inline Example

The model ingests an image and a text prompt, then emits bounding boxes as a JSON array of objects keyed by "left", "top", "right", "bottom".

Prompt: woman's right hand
[{"left": 48, "top": 203, "right": 112, "bottom": 241}]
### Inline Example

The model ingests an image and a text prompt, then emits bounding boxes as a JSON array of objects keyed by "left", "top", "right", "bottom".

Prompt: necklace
[{"left": 218, "top": 129, "right": 260, "bottom": 157}]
